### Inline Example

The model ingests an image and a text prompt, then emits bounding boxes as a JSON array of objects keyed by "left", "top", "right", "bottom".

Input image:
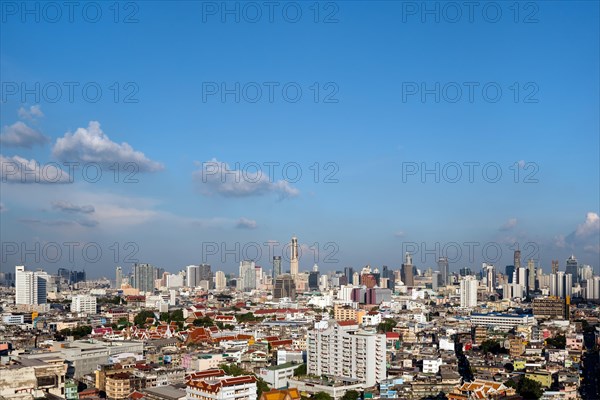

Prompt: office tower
[
  {"left": 272, "top": 256, "right": 282, "bottom": 278},
  {"left": 15, "top": 266, "right": 47, "bottom": 305},
  {"left": 352, "top": 272, "right": 360, "bottom": 286},
  {"left": 274, "top": 274, "right": 296, "bottom": 299},
  {"left": 516, "top": 267, "right": 529, "bottom": 296},
  {"left": 565, "top": 255, "right": 578, "bottom": 284},
  {"left": 238, "top": 260, "right": 256, "bottom": 292},
  {"left": 527, "top": 259, "right": 536, "bottom": 291},
  {"left": 308, "top": 271, "right": 320, "bottom": 291},
  {"left": 551, "top": 260, "right": 559, "bottom": 275},
  {"left": 401, "top": 252, "right": 414, "bottom": 286},
  {"left": 459, "top": 267, "right": 472, "bottom": 277},
  {"left": 460, "top": 275, "right": 478, "bottom": 308},
  {"left": 505, "top": 265, "right": 515, "bottom": 284},
  {"left": 437, "top": 257, "right": 449, "bottom": 286},
  {"left": 361, "top": 274, "right": 377, "bottom": 288},
  {"left": 215, "top": 271, "right": 227, "bottom": 291},
  {"left": 199, "top": 263, "right": 212, "bottom": 283},
  {"left": 484, "top": 263, "right": 495, "bottom": 293},
  {"left": 115, "top": 266, "right": 123, "bottom": 289},
  {"left": 290, "top": 236, "right": 299, "bottom": 277},
  {"left": 580, "top": 265, "right": 593, "bottom": 281},
  {"left": 70, "top": 270, "right": 86, "bottom": 284},
  {"left": 514, "top": 249, "right": 521, "bottom": 270},
  {"left": 57, "top": 268, "right": 70, "bottom": 282},
  {"left": 431, "top": 271, "right": 441, "bottom": 291},
  {"left": 71, "top": 295, "right": 97, "bottom": 314},
  {"left": 133, "top": 263, "right": 156, "bottom": 293},
  {"left": 344, "top": 267, "right": 354, "bottom": 284},
  {"left": 187, "top": 265, "right": 199, "bottom": 288},
  {"left": 307, "top": 320, "right": 386, "bottom": 387}
]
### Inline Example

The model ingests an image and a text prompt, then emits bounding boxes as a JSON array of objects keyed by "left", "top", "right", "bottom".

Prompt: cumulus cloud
[
  {"left": 18, "top": 105, "right": 44, "bottom": 120},
  {"left": 499, "top": 218, "right": 518, "bottom": 231},
  {"left": 52, "top": 121, "right": 164, "bottom": 172},
  {"left": 236, "top": 217, "right": 257, "bottom": 229},
  {"left": 0, "top": 155, "right": 71, "bottom": 184},
  {"left": 0, "top": 121, "right": 49, "bottom": 148},
  {"left": 575, "top": 212, "right": 600, "bottom": 238},
  {"left": 193, "top": 158, "right": 299, "bottom": 199},
  {"left": 51, "top": 200, "right": 95, "bottom": 214}
]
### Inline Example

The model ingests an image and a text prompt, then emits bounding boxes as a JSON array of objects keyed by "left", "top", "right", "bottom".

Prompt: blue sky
[{"left": 1, "top": 1, "right": 599, "bottom": 278}]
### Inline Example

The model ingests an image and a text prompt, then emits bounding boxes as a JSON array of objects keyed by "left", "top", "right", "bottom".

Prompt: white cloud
[
  {"left": 20, "top": 218, "right": 98, "bottom": 228},
  {"left": 499, "top": 218, "right": 518, "bottom": 231},
  {"left": 193, "top": 158, "right": 299, "bottom": 199},
  {"left": 575, "top": 212, "right": 600, "bottom": 238},
  {"left": 0, "top": 121, "right": 48, "bottom": 148},
  {"left": 51, "top": 200, "right": 95, "bottom": 214},
  {"left": 236, "top": 217, "right": 257, "bottom": 229},
  {"left": 18, "top": 105, "right": 44, "bottom": 120},
  {"left": 52, "top": 121, "right": 164, "bottom": 172},
  {"left": 0, "top": 155, "right": 71, "bottom": 184},
  {"left": 394, "top": 231, "right": 405, "bottom": 238},
  {"left": 0, "top": 202, "right": 6, "bottom": 212}
]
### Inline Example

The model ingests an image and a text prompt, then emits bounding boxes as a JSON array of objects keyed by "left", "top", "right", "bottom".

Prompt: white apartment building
[
  {"left": 71, "top": 295, "right": 97, "bottom": 314},
  {"left": 259, "top": 363, "right": 298, "bottom": 389},
  {"left": 15, "top": 266, "right": 47, "bottom": 305},
  {"left": 459, "top": 275, "right": 478, "bottom": 308},
  {"left": 470, "top": 313, "right": 536, "bottom": 330},
  {"left": 307, "top": 320, "right": 386, "bottom": 387}
]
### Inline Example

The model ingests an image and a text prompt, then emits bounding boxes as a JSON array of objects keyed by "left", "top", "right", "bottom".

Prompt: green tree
[
  {"left": 518, "top": 377, "right": 543, "bottom": 399},
  {"left": 170, "top": 309, "right": 184, "bottom": 321},
  {"left": 312, "top": 392, "right": 333, "bottom": 400},
  {"left": 256, "top": 377, "right": 270, "bottom": 398},
  {"left": 293, "top": 363, "right": 307, "bottom": 377},
  {"left": 377, "top": 318, "right": 397, "bottom": 333},
  {"left": 134, "top": 310, "right": 156, "bottom": 327},
  {"left": 480, "top": 339, "right": 502, "bottom": 354},
  {"left": 546, "top": 334, "right": 566, "bottom": 349},
  {"left": 341, "top": 390, "right": 359, "bottom": 400},
  {"left": 193, "top": 316, "right": 214, "bottom": 327}
]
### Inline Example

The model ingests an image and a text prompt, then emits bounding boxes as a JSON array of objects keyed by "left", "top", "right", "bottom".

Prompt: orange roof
[{"left": 261, "top": 388, "right": 301, "bottom": 400}]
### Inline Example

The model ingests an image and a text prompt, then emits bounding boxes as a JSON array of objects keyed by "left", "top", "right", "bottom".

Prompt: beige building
[{"left": 0, "top": 356, "right": 67, "bottom": 399}]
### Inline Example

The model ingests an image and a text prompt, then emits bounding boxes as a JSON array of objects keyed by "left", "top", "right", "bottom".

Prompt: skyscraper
[
  {"left": 115, "top": 266, "right": 123, "bottom": 289},
  {"left": 344, "top": 267, "right": 354, "bottom": 284},
  {"left": 505, "top": 265, "right": 515, "bottom": 284},
  {"left": 551, "top": 260, "right": 559, "bottom": 275},
  {"left": 15, "top": 266, "right": 47, "bottom": 306},
  {"left": 133, "top": 263, "right": 156, "bottom": 293},
  {"left": 238, "top": 260, "right": 256, "bottom": 292},
  {"left": 565, "top": 255, "right": 578, "bottom": 284},
  {"left": 514, "top": 249, "right": 521, "bottom": 270},
  {"left": 186, "top": 265, "right": 199, "bottom": 288},
  {"left": 401, "top": 252, "right": 414, "bottom": 286},
  {"left": 274, "top": 274, "right": 296, "bottom": 299},
  {"left": 272, "top": 256, "right": 282, "bottom": 278},
  {"left": 215, "top": 270, "right": 227, "bottom": 291},
  {"left": 484, "top": 263, "right": 495, "bottom": 293},
  {"left": 437, "top": 257, "right": 449, "bottom": 286},
  {"left": 199, "top": 263, "right": 212, "bottom": 282},
  {"left": 290, "top": 236, "right": 299, "bottom": 277},
  {"left": 527, "top": 259, "right": 536, "bottom": 291}
]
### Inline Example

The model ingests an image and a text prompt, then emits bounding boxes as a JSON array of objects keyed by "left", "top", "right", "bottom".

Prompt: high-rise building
[
  {"left": 308, "top": 271, "right": 320, "bottom": 291},
  {"left": 274, "top": 274, "right": 296, "bottom": 299},
  {"left": 551, "top": 260, "right": 559, "bottom": 274},
  {"left": 514, "top": 250, "right": 521, "bottom": 270},
  {"left": 585, "top": 276, "right": 600, "bottom": 300},
  {"left": 565, "top": 255, "right": 578, "bottom": 284},
  {"left": 484, "top": 263, "right": 495, "bottom": 293},
  {"left": 564, "top": 273, "right": 573, "bottom": 299},
  {"left": 437, "top": 257, "right": 449, "bottom": 286},
  {"left": 516, "top": 267, "right": 529, "bottom": 296},
  {"left": 307, "top": 320, "right": 386, "bottom": 387},
  {"left": 527, "top": 259, "right": 536, "bottom": 291},
  {"left": 187, "top": 265, "right": 199, "bottom": 288},
  {"left": 550, "top": 271, "right": 566, "bottom": 298},
  {"left": 290, "top": 236, "right": 299, "bottom": 277},
  {"left": 344, "top": 267, "right": 354, "bottom": 285},
  {"left": 215, "top": 271, "right": 227, "bottom": 291},
  {"left": 272, "top": 256, "right": 282, "bottom": 278},
  {"left": 505, "top": 265, "right": 515, "bottom": 284},
  {"left": 133, "top": 263, "right": 156, "bottom": 293},
  {"left": 238, "top": 260, "right": 256, "bottom": 292},
  {"left": 15, "top": 266, "right": 47, "bottom": 306},
  {"left": 199, "top": 264, "right": 212, "bottom": 283},
  {"left": 460, "top": 275, "right": 478, "bottom": 308},
  {"left": 401, "top": 252, "right": 414, "bottom": 286},
  {"left": 115, "top": 266, "right": 123, "bottom": 289}
]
